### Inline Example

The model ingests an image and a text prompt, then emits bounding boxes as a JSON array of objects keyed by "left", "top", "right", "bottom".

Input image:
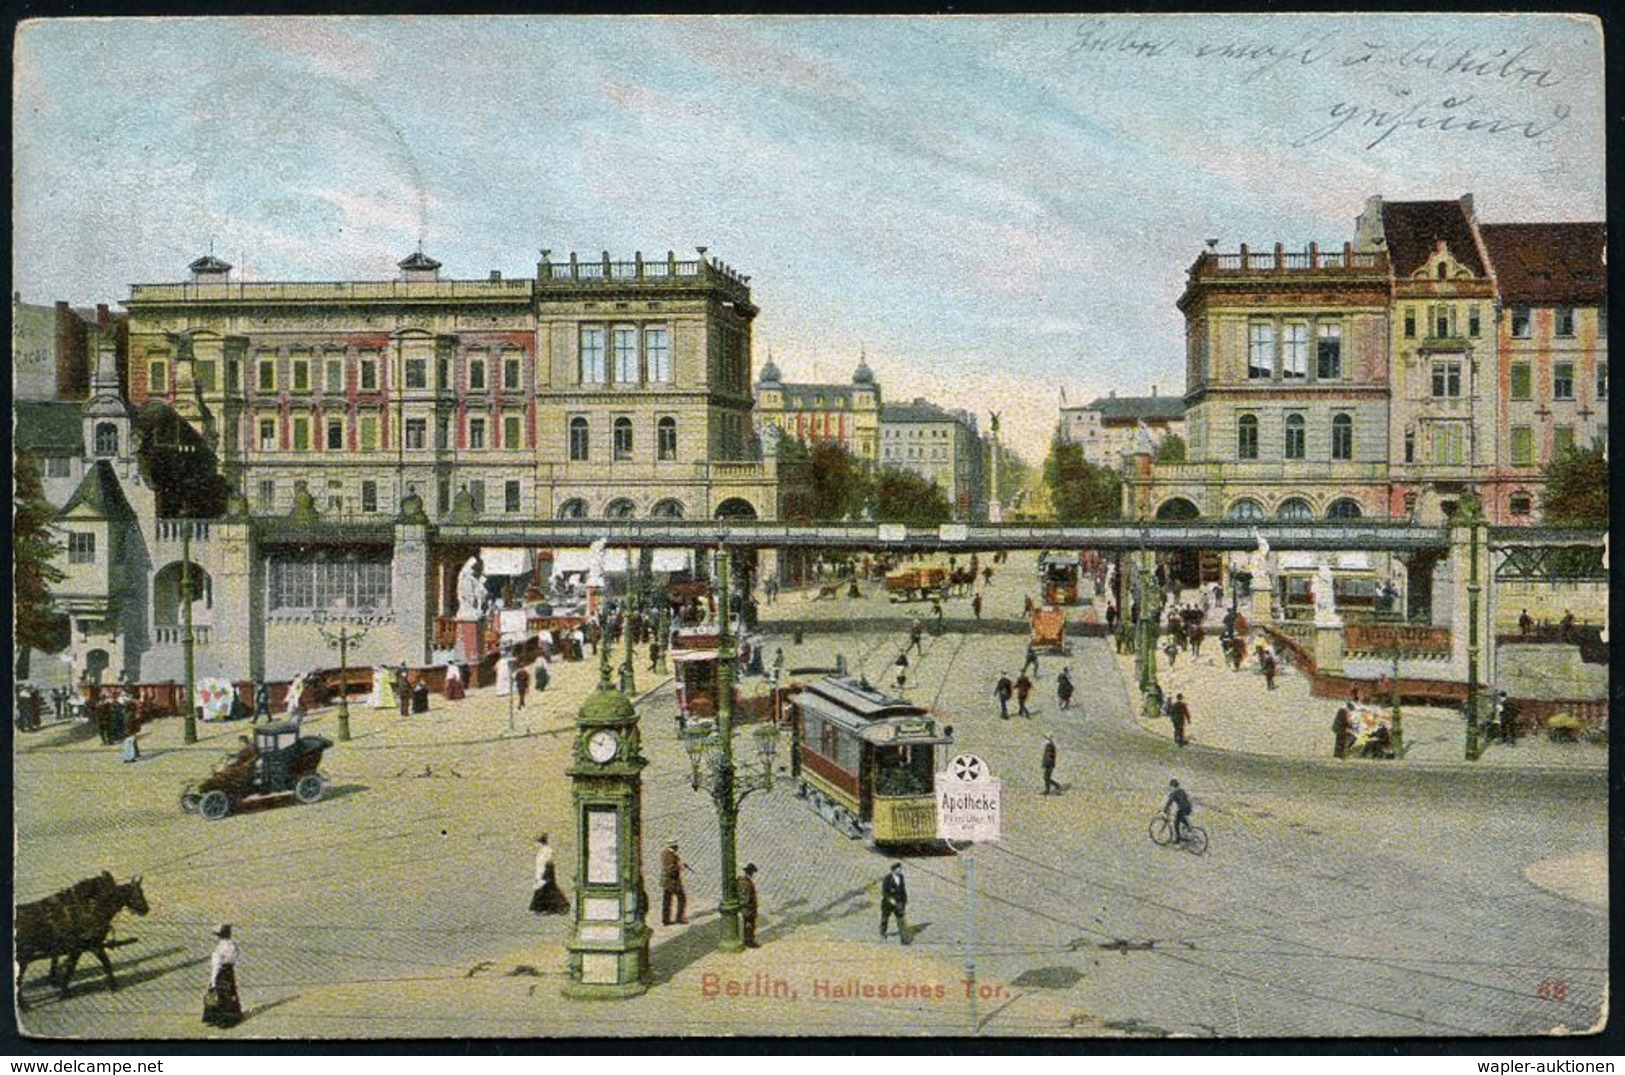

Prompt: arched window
[
  {"left": 94, "top": 422, "right": 120, "bottom": 457},
  {"left": 613, "top": 416, "right": 633, "bottom": 461},
  {"left": 1284, "top": 413, "right": 1305, "bottom": 459},
  {"left": 604, "top": 498, "right": 635, "bottom": 519},
  {"left": 1226, "top": 498, "right": 1265, "bottom": 521},
  {"left": 657, "top": 416, "right": 677, "bottom": 461},
  {"left": 1154, "top": 498, "right": 1200, "bottom": 521},
  {"left": 557, "top": 498, "right": 588, "bottom": 520},
  {"left": 651, "top": 498, "right": 685, "bottom": 519},
  {"left": 569, "top": 416, "right": 589, "bottom": 461},
  {"left": 1237, "top": 414, "right": 1258, "bottom": 460},
  {"left": 1331, "top": 413, "right": 1353, "bottom": 461},
  {"left": 1277, "top": 497, "right": 1313, "bottom": 520},
  {"left": 1326, "top": 498, "right": 1363, "bottom": 519}
]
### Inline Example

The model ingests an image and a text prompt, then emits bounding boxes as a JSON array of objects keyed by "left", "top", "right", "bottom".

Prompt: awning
[
  {"left": 673, "top": 649, "right": 721, "bottom": 663},
  {"left": 652, "top": 549, "right": 693, "bottom": 573},
  {"left": 551, "top": 551, "right": 593, "bottom": 574},
  {"left": 480, "top": 547, "right": 535, "bottom": 576}
]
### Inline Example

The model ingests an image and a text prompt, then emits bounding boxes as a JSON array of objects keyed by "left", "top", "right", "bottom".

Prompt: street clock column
[{"left": 562, "top": 657, "right": 651, "bottom": 998}]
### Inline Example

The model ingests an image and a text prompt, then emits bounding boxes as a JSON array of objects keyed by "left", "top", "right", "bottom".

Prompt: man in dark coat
[
  {"left": 1015, "top": 672, "right": 1034, "bottom": 717},
  {"left": 1056, "top": 668, "right": 1075, "bottom": 710},
  {"left": 880, "top": 863, "right": 909, "bottom": 943},
  {"left": 995, "top": 673, "right": 1013, "bottom": 719},
  {"left": 514, "top": 666, "right": 530, "bottom": 709},
  {"left": 740, "top": 863, "right": 761, "bottom": 948},
  {"left": 1041, "top": 734, "right": 1061, "bottom": 795},
  {"left": 252, "top": 679, "right": 271, "bottom": 723},
  {"left": 1332, "top": 703, "right": 1353, "bottom": 759}
]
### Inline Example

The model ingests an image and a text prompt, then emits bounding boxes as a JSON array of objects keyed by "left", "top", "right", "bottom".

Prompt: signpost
[{"left": 938, "top": 753, "right": 1001, "bottom": 1035}]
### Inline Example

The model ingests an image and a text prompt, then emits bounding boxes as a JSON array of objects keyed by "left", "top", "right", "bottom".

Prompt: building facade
[
  {"left": 879, "top": 398, "right": 984, "bottom": 520},
  {"left": 1059, "top": 389, "right": 1186, "bottom": 468},
  {"left": 1478, "top": 222, "right": 1608, "bottom": 524},
  {"left": 752, "top": 357, "right": 882, "bottom": 464},
  {"left": 1126, "top": 238, "right": 1392, "bottom": 523},
  {"left": 123, "top": 249, "right": 779, "bottom": 525}
]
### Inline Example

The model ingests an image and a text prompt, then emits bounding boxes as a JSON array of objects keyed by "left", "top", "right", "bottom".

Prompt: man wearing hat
[
  {"left": 1041, "top": 734, "right": 1061, "bottom": 795},
  {"left": 661, "top": 841, "right": 690, "bottom": 925},
  {"left": 880, "top": 862, "right": 909, "bottom": 944},
  {"left": 739, "top": 864, "right": 761, "bottom": 948},
  {"left": 202, "top": 924, "right": 243, "bottom": 1028}
]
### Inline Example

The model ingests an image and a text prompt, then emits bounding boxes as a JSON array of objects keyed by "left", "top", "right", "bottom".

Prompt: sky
[{"left": 12, "top": 14, "right": 1606, "bottom": 462}]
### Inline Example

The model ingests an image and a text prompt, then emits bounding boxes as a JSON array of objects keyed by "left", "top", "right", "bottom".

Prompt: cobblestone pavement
[{"left": 11, "top": 552, "right": 1607, "bottom": 1040}]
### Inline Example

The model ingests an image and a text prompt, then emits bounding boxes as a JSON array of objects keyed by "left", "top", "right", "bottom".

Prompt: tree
[
  {"left": 14, "top": 452, "right": 69, "bottom": 673},
  {"left": 1540, "top": 445, "right": 1608, "bottom": 527},
  {"left": 1042, "top": 432, "right": 1122, "bottom": 523},
  {"left": 868, "top": 467, "right": 951, "bottom": 527},
  {"left": 778, "top": 438, "right": 871, "bottom": 523},
  {"left": 134, "top": 402, "right": 230, "bottom": 517},
  {"left": 1154, "top": 433, "right": 1187, "bottom": 464}
]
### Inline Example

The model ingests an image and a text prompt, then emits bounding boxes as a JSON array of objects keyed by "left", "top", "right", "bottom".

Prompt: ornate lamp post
[
  {"left": 181, "top": 520, "right": 198, "bottom": 744},
  {"left": 316, "top": 600, "right": 368, "bottom": 742},
  {"left": 680, "top": 546, "right": 780, "bottom": 953}
]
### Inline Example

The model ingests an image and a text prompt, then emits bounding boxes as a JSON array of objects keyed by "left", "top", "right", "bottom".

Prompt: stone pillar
[
  {"left": 393, "top": 523, "right": 433, "bottom": 666},
  {"left": 1314, "top": 624, "right": 1345, "bottom": 675},
  {"left": 211, "top": 515, "right": 257, "bottom": 681},
  {"left": 1250, "top": 587, "right": 1273, "bottom": 625}
]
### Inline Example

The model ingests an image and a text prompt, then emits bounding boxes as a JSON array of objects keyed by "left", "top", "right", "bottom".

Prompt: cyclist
[{"left": 1163, "top": 779, "right": 1193, "bottom": 843}]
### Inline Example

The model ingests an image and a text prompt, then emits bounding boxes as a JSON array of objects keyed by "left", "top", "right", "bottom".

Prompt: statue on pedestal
[
  {"left": 1313, "top": 563, "right": 1341, "bottom": 626},
  {"left": 456, "top": 556, "right": 488, "bottom": 621}
]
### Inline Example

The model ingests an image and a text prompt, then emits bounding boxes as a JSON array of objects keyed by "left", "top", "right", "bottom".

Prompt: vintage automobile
[{"left": 180, "top": 721, "right": 333, "bottom": 820}]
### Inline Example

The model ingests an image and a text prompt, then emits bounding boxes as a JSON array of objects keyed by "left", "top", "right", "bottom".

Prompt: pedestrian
[
  {"left": 1022, "top": 643, "right": 1039, "bottom": 677},
  {"left": 253, "top": 679, "right": 271, "bottom": 723},
  {"left": 1332, "top": 702, "right": 1353, "bottom": 759},
  {"left": 1262, "top": 650, "right": 1278, "bottom": 690},
  {"left": 514, "top": 665, "right": 530, "bottom": 708},
  {"left": 982, "top": 566, "right": 993, "bottom": 586},
  {"left": 1190, "top": 623, "right": 1205, "bottom": 658},
  {"left": 740, "top": 863, "right": 761, "bottom": 948},
  {"left": 534, "top": 657, "right": 550, "bottom": 693},
  {"left": 1015, "top": 671, "right": 1034, "bottom": 717},
  {"left": 1041, "top": 734, "right": 1061, "bottom": 795},
  {"left": 994, "top": 672, "right": 1014, "bottom": 719},
  {"left": 1105, "top": 602, "right": 1118, "bottom": 634},
  {"left": 397, "top": 666, "right": 411, "bottom": 716},
  {"left": 772, "top": 647, "right": 785, "bottom": 682},
  {"left": 1169, "top": 692, "right": 1191, "bottom": 747},
  {"left": 648, "top": 640, "right": 662, "bottom": 672},
  {"left": 931, "top": 600, "right": 944, "bottom": 634},
  {"left": 972, "top": 593, "right": 983, "bottom": 620},
  {"left": 444, "top": 661, "right": 465, "bottom": 701},
  {"left": 52, "top": 686, "right": 66, "bottom": 723},
  {"left": 661, "top": 841, "right": 690, "bottom": 925},
  {"left": 1056, "top": 668, "right": 1075, "bottom": 710},
  {"left": 893, "top": 652, "right": 909, "bottom": 693},
  {"left": 880, "top": 862, "right": 909, "bottom": 943},
  {"left": 530, "top": 834, "right": 571, "bottom": 914},
  {"left": 1560, "top": 609, "right": 1577, "bottom": 642},
  {"left": 1518, "top": 608, "right": 1533, "bottom": 637},
  {"left": 1163, "top": 637, "right": 1179, "bottom": 669},
  {"left": 202, "top": 924, "right": 243, "bottom": 1029},
  {"left": 909, "top": 620, "right": 924, "bottom": 654}
]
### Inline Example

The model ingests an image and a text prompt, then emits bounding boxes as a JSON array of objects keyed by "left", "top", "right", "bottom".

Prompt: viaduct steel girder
[{"left": 420, "top": 520, "right": 1457, "bottom": 553}]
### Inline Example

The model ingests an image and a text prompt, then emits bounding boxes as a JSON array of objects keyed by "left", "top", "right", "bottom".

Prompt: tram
[
  {"left": 1040, "top": 553, "right": 1082, "bottom": 606},
  {"left": 786, "top": 676, "right": 954, "bottom": 847}
]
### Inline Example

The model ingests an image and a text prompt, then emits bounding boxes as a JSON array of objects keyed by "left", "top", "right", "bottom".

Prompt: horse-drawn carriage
[
  {"left": 1031, "top": 607, "right": 1069, "bottom": 654},
  {"left": 180, "top": 721, "right": 333, "bottom": 820},
  {"left": 883, "top": 565, "right": 948, "bottom": 603}
]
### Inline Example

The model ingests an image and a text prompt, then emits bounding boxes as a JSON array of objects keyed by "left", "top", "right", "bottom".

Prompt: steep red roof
[
  {"left": 1480, "top": 222, "right": 1606, "bottom": 305},
  {"left": 1380, "top": 200, "right": 1486, "bottom": 278}
]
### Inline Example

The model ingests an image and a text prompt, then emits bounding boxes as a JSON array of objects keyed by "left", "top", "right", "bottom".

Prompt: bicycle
[{"left": 1148, "top": 811, "right": 1208, "bottom": 855}]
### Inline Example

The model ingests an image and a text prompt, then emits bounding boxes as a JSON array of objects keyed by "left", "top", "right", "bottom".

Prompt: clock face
[{"left": 587, "top": 730, "right": 619, "bottom": 763}]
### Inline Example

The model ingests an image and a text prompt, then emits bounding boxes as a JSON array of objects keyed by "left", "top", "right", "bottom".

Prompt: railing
[
  {"left": 1345, "top": 623, "right": 1451, "bottom": 657},
  {"left": 156, "top": 519, "right": 211, "bottom": 543},
  {"left": 538, "top": 252, "right": 752, "bottom": 297},
  {"left": 153, "top": 625, "right": 211, "bottom": 645},
  {"left": 129, "top": 279, "right": 534, "bottom": 303},
  {"left": 1194, "top": 244, "right": 1389, "bottom": 278}
]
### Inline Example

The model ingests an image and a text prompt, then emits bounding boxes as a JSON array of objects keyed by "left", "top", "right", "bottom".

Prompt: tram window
[{"left": 874, "top": 746, "right": 931, "bottom": 797}]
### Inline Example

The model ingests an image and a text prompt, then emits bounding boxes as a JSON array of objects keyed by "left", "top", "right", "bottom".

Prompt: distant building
[
  {"left": 11, "top": 292, "right": 117, "bottom": 402},
  {"left": 879, "top": 398, "right": 984, "bottom": 520},
  {"left": 753, "top": 356, "right": 882, "bottom": 463},
  {"left": 1059, "top": 388, "right": 1186, "bottom": 467}
]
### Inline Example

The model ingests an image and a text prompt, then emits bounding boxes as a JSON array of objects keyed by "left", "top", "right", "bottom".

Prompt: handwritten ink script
[{"left": 1064, "top": 22, "right": 1575, "bottom": 151}]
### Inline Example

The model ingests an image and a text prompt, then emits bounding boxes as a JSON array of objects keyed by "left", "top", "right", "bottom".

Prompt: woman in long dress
[
  {"left": 443, "top": 662, "right": 465, "bottom": 701},
  {"left": 202, "top": 924, "right": 243, "bottom": 1028},
  {"left": 529, "top": 834, "right": 570, "bottom": 914}
]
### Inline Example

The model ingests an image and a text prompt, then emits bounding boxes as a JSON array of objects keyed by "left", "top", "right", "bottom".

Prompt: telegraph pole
[
  {"left": 1465, "top": 498, "right": 1483, "bottom": 760},
  {"left": 713, "top": 547, "right": 744, "bottom": 952}
]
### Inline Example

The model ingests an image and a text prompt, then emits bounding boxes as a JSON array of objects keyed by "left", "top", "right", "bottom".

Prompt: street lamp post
[
  {"left": 316, "top": 604, "right": 368, "bottom": 742},
  {"left": 680, "top": 547, "right": 779, "bottom": 953},
  {"left": 1464, "top": 496, "right": 1484, "bottom": 761},
  {"left": 181, "top": 520, "right": 198, "bottom": 744},
  {"left": 1388, "top": 639, "right": 1405, "bottom": 758}
]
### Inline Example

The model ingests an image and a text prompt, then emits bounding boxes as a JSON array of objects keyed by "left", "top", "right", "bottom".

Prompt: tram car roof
[{"left": 793, "top": 676, "right": 954, "bottom": 746}]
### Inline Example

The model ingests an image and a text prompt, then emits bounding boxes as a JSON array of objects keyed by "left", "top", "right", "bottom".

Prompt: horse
[{"left": 15, "top": 872, "right": 149, "bottom": 1008}]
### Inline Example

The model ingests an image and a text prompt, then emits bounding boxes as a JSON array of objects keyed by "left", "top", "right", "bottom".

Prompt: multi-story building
[
  {"left": 11, "top": 292, "right": 116, "bottom": 402},
  {"left": 879, "top": 398, "right": 984, "bottom": 520},
  {"left": 123, "top": 248, "right": 777, "bottom": 524},
  {"left": 1357, "top": 196, "right": 1502, "bottom": 525},
  {"left": 1478, "top": 222, "right": 1608, "bottom": 524},
  {"left": 1126, "top": 237, "right": 1392, "bottom": 523},
  {"left": 752, "top": 356, "right": 882, "bottom": 464},
  {"left": 1058, "top": 388, "right": 1186, "bottom": 467}
]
